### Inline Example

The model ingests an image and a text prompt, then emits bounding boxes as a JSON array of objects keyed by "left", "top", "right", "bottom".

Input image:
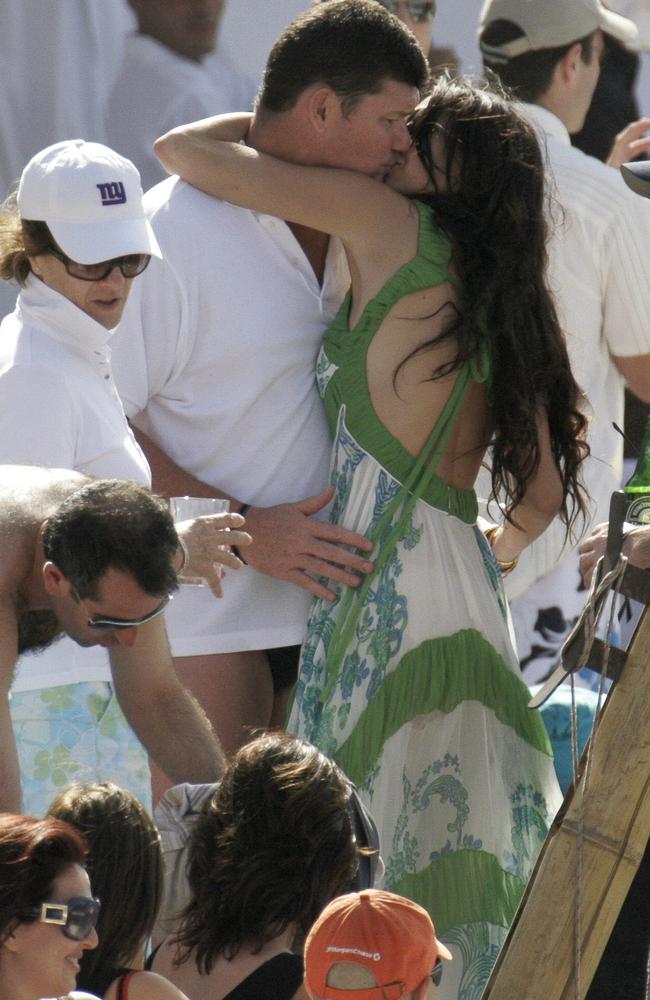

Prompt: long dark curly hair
[
  {"left": 407, "top": 74, "right": 588, "bottom": 531},
  {"left": 171, "top": 732, "right": 359, "bottom": 974}
]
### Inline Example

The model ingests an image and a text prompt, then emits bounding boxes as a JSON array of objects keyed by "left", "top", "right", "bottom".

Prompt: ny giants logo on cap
[{"left": 96, "top": 181, "right": 127, "bottom": 206}]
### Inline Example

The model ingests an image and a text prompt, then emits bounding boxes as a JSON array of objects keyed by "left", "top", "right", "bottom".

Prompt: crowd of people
[{"left": 0, "top": 1, "right": 648, "bottom": 999}]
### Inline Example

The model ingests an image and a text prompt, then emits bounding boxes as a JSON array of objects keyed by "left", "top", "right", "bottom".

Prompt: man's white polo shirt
[{"left": 111, "top": 177, "right": 350, "bottom": 655}]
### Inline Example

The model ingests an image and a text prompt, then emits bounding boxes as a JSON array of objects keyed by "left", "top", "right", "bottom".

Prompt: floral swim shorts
[{"left": 10, "top": 681, "right": 151, "bottom": 816}]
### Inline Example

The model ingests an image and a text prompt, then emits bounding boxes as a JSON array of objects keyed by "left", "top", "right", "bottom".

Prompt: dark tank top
[{"left": 223, "top": 953, "right": 304, "bottom": 1000}]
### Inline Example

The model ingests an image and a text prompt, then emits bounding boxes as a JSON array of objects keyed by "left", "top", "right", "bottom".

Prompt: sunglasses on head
[
  {"left": 71, "top": 585, "right": 172, "bottom": 631},
  {"left": 381, "top": 0, "right": 436, "bottom": 22},
  {"left": 47, "top": 244, "right": 151, "bottom": 282},
  {"left": 29, "top": 896, "right": 100, "bottom": 941}
]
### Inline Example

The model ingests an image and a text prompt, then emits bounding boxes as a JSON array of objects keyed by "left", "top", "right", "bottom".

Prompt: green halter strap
[{"left": 320, "top": 360, "right": 475, "bottom": 705}]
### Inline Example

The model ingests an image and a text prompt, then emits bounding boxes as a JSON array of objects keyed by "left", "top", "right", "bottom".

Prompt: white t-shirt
[
  {"left": 479, "top": 103, "right": 650, "bottom": 600},
  {"left": 0, "top": 277, "right": 151, "bottom": 691},
  {"left": 111, "top": 177, "right": 350, "bottom": 655},
  {"left": 105, "top": 34, "right": 255, "bottom": 194}
]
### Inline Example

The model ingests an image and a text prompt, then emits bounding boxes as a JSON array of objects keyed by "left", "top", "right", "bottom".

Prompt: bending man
[{"left": 0, "top": 466, "right": 243, "bottom": 812}]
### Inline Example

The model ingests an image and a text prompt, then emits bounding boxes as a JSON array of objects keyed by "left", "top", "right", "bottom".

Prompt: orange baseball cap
[{"left": 304, "top": 890, "right": 452, "bottom": 1000}]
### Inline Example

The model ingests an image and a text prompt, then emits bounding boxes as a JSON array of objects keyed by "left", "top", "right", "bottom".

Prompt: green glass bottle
[{"left": 624, "top": 416, "right": 650, "bottom": 524}]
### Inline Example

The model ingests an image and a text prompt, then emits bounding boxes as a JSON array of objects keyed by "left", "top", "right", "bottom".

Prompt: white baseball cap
[
  {"left": 17, "top": 139, "right": 161, "bottom": 264},
  {"left": 479, "top": 0, "right": 638, "bottom": 61}
]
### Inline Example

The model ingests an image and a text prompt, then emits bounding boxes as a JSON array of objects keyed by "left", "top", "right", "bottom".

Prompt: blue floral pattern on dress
[
  {"left": 474, "top": 524, "right": 509, "bottom": 621},
  {"left": 294, "top": 417, "right": 423, "bottom": 757},
  {"left": 444, "top": 923, "right": 506, "bottom": 1000},
  {"left": 503, "top": 782, "right": 552, "bottom": 879},
  {"left": 385, "top": 755, "right": 474, "bottom": 890},
  {"left": 330, "top": 408, "right": 366, "bottom": 521},
  {"left": 316, "top": 346, "right": 339, "bottom": 398}
]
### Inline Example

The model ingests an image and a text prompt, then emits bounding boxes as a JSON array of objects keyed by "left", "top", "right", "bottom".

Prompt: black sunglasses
[
  {"left": 71, "top": 585, "right": 172, "bottom": 631},
  {"left": 29, "top": 896, "right": 100, "bottom": 941},
  {"left": 47, "top": 244, "right": 151, "bottom": 282},
  {"left": 86, "top": 595, "right": 171, "bottom": 630},
  {"left": 430, "top": 957, "right": 444, "bottom": 987},
  {"left": 381, "top": 0, "right": 436, "bottom": 22}
]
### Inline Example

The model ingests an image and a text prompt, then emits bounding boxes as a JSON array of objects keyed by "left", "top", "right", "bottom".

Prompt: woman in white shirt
[
  {"left": 0, "top": 139, "right": 160, "bottom": 482},
  {"left": 0, "top": 141, "right": 160, "bottom": 815}
]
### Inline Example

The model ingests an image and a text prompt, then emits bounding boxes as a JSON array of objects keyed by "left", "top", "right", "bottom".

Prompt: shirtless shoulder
[{"left": 0, "top": 465, "right": 89, "bottom": 603}]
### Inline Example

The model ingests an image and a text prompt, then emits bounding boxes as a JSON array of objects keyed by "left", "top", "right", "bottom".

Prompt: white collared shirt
[
  {"left": 0, "top": 275, "right": 149, "bottom": 483},
  {"left": 111, "top": 177, "right": 350, "bottom": 655}
]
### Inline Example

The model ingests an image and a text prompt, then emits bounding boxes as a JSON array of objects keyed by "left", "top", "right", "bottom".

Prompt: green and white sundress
[{"left": 288, "top": 200, "right": 562, "bottom": 1000}]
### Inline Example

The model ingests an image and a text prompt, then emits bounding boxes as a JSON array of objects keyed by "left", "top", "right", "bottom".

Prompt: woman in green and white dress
[{"left": 155, "top": 74, "right": 588, "bottom": 1000}]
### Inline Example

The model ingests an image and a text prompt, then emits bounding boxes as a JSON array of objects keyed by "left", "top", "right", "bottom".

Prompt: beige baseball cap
[{"left": 479, "top": 0, "right": 638, "bottom": 61}]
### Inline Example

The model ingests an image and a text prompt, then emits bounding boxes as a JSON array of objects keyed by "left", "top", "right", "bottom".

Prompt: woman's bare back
[{"left": 344, "top": 240, "right": 492, "bottom": 492}]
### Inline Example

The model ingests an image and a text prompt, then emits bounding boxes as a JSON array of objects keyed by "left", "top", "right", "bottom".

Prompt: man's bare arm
[
  {"left": 0, "top": 602, "right": 22, "bottom": 812},
  {"left": 579, "top": 521, "right": 650, "bottom": 586},
  {"left": 109, "top": 616, "right": 226, "bottom": 783},
  {"left": 606, "top": 119, "right": 650, "bottom": 170},
  {"left": 134, "top": 426, "right": 374, "bottom": 601},
  {"left": 612, "top": 353, "right": 650, "bottom": 404}
]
